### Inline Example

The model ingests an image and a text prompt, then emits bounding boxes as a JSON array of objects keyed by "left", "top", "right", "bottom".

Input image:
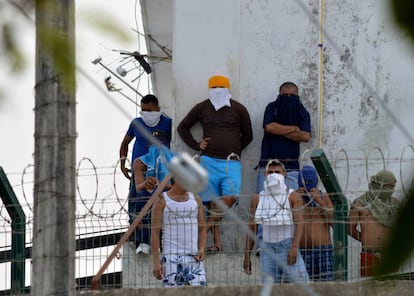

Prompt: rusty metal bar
[{"left": 90, "top": 174, "right": 172, "bottom": 290}]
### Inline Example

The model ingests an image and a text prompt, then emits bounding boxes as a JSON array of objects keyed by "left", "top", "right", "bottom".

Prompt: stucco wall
[
  {"left": 135, "top": 0, "right": 414, "bottom": 282},
  {"left": 171, "top": 0, "right": 414, "bottom": 207}
]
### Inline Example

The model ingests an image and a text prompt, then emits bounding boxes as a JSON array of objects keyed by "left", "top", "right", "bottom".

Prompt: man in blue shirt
[
  {"left": 119, "top": 94, "right": 172, "bottom": 254},
  {"left": 119, "top": 94, "right": 172, "bottom": 178}
]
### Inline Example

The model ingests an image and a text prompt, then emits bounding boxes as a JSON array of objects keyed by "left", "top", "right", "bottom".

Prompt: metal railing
[{"left": 2, "top": 147, "right": 414, "bottom": 292}]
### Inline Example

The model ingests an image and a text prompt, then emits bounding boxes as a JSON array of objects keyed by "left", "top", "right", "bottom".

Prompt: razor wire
[
  {"left": 0, "top": 144, "right": 412, "bottom": 289},
  {"left": 1, "top": 145, "right": 412, "bottom": 225},
  {"left": 1, "top": 146, "right": 414, "bottom": 290}
]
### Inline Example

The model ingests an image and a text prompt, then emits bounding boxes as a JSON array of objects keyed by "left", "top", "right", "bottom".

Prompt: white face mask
[
  {"left": 140, "top": 111, "right": 162, "bottom": 127},
  {"left": 209, "top": 88, "right": 232, "bottom": 111},
  {"left": 263, "top": 173, "right": 287, "bottom": 195}
]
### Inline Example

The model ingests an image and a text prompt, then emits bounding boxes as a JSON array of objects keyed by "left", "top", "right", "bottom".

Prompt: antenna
[{"left": 120, "top": 51, "right": 152, "bottom": 74}]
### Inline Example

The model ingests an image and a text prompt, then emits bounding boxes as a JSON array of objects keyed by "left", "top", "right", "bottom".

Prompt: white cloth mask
[
  {"left": 209, "top": 88, "right": 232, "bottom": 111},
  {"left": 263, "top": 173, "right": 287, "bottom": 195},
  {"left": 255, "top": 173, "right": 291, "bottom": 226},
  {"left": 140, "top": 111, "right": 162, "bottom": 127}
]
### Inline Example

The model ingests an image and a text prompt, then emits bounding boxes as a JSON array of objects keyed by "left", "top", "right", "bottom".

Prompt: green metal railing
[
  {"left": 0, "top": 166, "right": 26, "bottom": 293},
  {"left": 311, "top": 149, "right": 348, "bottom": 280}
]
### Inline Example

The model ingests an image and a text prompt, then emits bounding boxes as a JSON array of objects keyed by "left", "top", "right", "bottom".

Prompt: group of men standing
[{"left": 118, "top": 74, "right": 401, "bottom": 286}]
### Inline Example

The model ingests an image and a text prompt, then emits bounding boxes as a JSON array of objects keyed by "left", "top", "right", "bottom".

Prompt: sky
[{"left": 0, "top": 1, "right": 149, "bottom": 216}]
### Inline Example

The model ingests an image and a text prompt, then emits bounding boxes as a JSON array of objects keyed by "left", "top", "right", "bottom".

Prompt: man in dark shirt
[
  {"left": 257, "top": 81, "right": 311, "bottom": 192},
  {"left": 178, "top": 74, "right": 253, "bottom": 252}
]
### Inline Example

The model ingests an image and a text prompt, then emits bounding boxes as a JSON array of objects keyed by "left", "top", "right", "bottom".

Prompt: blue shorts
[
  {"left": 300, "top": 244, "right": 334, "bottom": 281},
  {"left": 199, "top": 155, "right": 241, "bottom": 203},
  {"left": 138, "top": 145, "right": 169, "bottom": 181}
]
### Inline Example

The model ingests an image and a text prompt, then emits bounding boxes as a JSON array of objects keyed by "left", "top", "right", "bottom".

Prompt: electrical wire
[{"left": 317, "top": 0, "right": 325, "bottom": 148}]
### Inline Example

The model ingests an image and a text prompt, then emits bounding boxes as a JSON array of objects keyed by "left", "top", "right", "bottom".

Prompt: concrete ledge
[
  {"left": 79, "top": 281, "right": 414, "bottom": 296},
  {"left": 122, "top": 242, "right": 261, "bottom": 288}
]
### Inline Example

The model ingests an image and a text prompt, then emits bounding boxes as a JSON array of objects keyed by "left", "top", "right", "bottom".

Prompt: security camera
[
  {"left": 168, "top": 152, "right": 208, "bottom": 193},
  {"left": 116, "top": 66, "right": 127, "bottom": 77}
]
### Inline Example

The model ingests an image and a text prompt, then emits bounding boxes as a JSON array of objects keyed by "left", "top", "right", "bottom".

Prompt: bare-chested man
[
  {"left": 295, "top": 165, "right": 334, "bottom": 281},
  {"left": 348, "top": 170, "right": 399, "bottom": 277}
]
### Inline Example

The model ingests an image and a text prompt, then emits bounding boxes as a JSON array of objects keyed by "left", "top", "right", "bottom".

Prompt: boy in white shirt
[
  {"left": 243, "top": 159, "right": 309, "bottom": 283},
  {"left": 151, "top": 180, "right": 207, "bottom": 286}
]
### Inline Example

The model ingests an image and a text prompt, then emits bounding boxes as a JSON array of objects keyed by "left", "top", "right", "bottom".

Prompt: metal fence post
[
  {"left": 310, "top": 149, "right": 348, "bottom": 280},
  {"left": 0, "top": 166, "right": 26, "bottom": 293}
]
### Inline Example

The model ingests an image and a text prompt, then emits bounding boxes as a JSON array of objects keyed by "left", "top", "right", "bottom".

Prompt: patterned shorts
[
  {"left": 300, "top": 245, "right": 334, "bottom": 281},
  {"left": 162, "top": 254, "right": 207, "bottom": 287}
]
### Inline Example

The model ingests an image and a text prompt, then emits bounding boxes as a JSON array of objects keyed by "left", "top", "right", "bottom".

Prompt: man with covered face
[
  {"left": 256, "top": 82, "right": 311, "bottom": 192},
  {"left": 177, "top": 74, "right": 253, "bottom": 253},
  {"left": 297, "top": 165, "right": 334, "bottom": 281},
  {"left": 243, "top": 159, "right": 309, "bottom": 283},
  {"left": 119, "top": 94, "right": 172, "bottom": 254},
  {"left": 348, "top": 170, "right": 400, "bottom": 277}
]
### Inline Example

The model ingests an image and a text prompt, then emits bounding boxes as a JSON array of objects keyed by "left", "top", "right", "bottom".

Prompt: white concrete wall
[
  {"left": 167, "top": 0, "right": 414, "bottom": 267},
  {"left": 171, "top": 0, "right": 414, "bottom": 199},
  {"left": 125, "top": 0, "right": 414, "bottom": 285},
  {"left": 140, "top": 0, "right": 174, "bottom": 114},
  {"left": 321, "top": 0, "right": 414, "bottom": 198}
]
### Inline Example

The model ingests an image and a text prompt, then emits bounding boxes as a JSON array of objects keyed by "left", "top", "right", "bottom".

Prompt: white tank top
[
  {"left": 256, "top": 190, "right": 294, "bottom": 243},
  {"left": 262, "top": 224, "right": 294, "bottom": 243},
  {"left": 162, "top": 192, "right": 199, "bottom": 255}
]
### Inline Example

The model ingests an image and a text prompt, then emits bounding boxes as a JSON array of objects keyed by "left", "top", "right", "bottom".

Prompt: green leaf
[
  {"left": 2, "top": 23, "right": 26, "bottom": 73},
  {"left": 391, "top": 0, "right": 414, "bottom": 44},
  {"left": 37, "top": 24, "right": 76, "bottom": 93},
  {"left": 82, "top": 13, "right": 131, "bottom": 43},
  {"left": 375, "top": 176, "right": 414, "bottom": 276}
]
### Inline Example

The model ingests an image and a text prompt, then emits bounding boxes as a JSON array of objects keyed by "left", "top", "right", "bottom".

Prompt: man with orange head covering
[{"left": 178, "top": 74, "right": 253, "bottom": 252}]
